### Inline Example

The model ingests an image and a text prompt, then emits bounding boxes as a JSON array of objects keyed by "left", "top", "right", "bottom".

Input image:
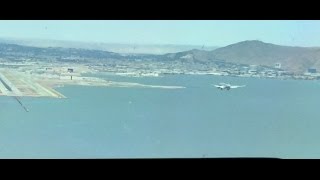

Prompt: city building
[{"left": 275, "top": 63, "right": 281, "bottom": 69}]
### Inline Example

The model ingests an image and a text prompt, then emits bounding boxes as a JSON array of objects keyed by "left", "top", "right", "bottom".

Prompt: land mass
[{"left": 0, "top": 39, "right": 320, "bottom": 99}]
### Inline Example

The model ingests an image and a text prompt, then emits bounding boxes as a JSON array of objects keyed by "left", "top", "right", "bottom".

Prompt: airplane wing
[
  {"left": 214, "top": 85, "right": 223, "bottom": 88},
  {"left": 230, "top": 85, "right": 246, "bottom": 89}
]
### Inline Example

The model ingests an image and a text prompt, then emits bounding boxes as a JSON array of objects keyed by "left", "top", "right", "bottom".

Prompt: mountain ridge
[{"left": 167, "top": 40, "right": 320, "bottom": 73}]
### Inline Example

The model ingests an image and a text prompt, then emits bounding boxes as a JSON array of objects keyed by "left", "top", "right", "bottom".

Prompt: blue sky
[{"left": 0, "top": 20, "right": 318, "bottom": 47}]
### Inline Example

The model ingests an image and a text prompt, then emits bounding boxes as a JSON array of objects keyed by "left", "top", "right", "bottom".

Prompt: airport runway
[{"left": 0, "top": 70, "right": 65, "bottom": 98}]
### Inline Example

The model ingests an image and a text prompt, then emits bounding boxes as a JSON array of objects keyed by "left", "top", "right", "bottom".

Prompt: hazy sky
[{"left": 0, "top": 20, "right": 318, "bottom": 47}]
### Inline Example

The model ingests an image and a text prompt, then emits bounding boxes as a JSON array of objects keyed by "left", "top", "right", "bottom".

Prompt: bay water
[{"left": 0, "top": 75, "right": 319, "bottom": 158}]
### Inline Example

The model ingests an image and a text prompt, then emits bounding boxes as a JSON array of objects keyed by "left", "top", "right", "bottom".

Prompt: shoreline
[{"left": 0, "top": 75, "right": 186, "bottom": 99}]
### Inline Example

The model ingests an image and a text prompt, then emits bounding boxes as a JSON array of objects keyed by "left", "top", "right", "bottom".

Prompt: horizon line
[{"left": 0, "top": 36, "right": 319, "bottom": 49}]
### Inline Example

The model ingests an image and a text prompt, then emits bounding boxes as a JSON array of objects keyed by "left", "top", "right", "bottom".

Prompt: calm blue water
[{"left": 0, "top": 74, "right": 320, "bottom": 158}]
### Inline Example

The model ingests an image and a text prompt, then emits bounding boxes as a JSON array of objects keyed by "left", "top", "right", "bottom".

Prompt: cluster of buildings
[
  {"left": 90, "top": 60, "right": 320, "bottom": 80},
  {"left": 1, "top": 55, "right": 320, "bottom": 81}
]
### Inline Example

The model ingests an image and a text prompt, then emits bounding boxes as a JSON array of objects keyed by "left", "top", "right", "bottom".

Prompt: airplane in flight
[{"left": 213, "top": 83, "right": 246, "bottom": 90}]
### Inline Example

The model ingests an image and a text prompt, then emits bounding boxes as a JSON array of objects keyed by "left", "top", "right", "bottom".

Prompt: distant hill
[
  {"left": 0, "top": 38, "right": 218, "bottom": 55},
  {"left": 210, "top": 40, "right": 320, "bottom": 73},
  {"left": 166, "top": 40, "right": 320, "bottom": 73},
  {"left": 0, "top": 43, "right": 123, "bottom": 60},
  {"left": 165, "top": 49, "right": 213, "bottom": 62}
]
